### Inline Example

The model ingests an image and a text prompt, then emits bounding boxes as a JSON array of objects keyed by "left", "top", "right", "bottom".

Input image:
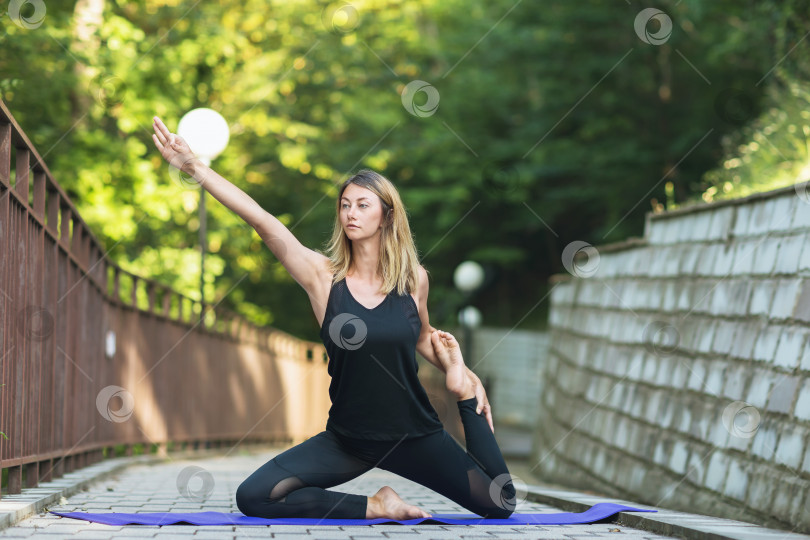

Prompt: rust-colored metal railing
[{"left": 0, "top": 99, "right": 332, "bottom": 499}]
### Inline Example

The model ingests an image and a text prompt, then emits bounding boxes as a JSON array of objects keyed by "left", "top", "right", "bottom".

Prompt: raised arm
[{"left": 151, "top": 116, "right": 327, "bottom": 291}]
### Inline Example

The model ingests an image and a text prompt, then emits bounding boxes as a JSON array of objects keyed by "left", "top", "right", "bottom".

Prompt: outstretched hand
[{"left": 151, "top": 116, "right": 199, "bottom": 175}]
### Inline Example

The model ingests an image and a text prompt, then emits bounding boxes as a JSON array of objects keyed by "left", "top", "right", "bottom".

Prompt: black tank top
[{"left": 319, "top": 275, "right": 444, "bottom": 440}]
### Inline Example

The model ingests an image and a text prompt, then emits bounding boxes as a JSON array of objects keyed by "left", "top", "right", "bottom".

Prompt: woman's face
[{"left": 340, "top": 183, "right": 384, "bottom": 238}]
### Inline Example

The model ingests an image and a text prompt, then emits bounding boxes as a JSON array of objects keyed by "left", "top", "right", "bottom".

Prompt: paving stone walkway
[{"left": 0, "top": 446, "right": 678, "bottom": 540}]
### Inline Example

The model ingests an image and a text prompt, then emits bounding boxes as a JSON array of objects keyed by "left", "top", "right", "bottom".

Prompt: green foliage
[
  {"left": 1, "top": 0, "right": 806, "bottom": 340},
  {"left": 699, "top": 82, "right": 810, "bottom": 203},
  {"left": 696, "top": 1, "right": 810, "bottom": 204}
]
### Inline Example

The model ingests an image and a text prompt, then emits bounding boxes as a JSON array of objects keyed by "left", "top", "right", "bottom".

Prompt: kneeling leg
[{"left": 236, "top": 430, "right": 373, "bottom": 519}]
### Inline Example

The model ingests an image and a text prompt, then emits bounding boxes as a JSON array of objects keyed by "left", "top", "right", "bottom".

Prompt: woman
[{"left": 151, "top": 116, "right": 516, "bottom": 520}]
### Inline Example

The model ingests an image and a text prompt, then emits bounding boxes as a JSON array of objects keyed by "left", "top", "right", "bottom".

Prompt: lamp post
[
  {"left": 177, "top": 108, "right": 229, "bottom": 316},
  {"left": 453, "top": 261, "right": 484, "bottom": 365}
]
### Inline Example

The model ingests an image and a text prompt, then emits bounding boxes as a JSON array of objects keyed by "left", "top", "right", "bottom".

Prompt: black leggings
[{"left": 235, "top": 397, "right": 517, "bottom": 519}]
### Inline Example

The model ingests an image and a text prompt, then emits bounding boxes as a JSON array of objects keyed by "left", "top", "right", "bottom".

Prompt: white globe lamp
[
  {"left": 177, "top": 108, "right": 230, "bottom": 166},
  {"left": 454, "top": 261, "right": 484, "bottom": 293}
]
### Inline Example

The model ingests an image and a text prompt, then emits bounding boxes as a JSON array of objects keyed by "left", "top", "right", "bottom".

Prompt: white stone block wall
[
  {"left": 534, "top": 183, "right": 810, "bottom": 533},
  {"left": 454, "top": 327, "right": 548, "bottom": 429}
]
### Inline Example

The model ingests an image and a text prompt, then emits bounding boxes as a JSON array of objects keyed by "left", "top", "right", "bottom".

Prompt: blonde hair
[{"left": 323, "top": 169, "right": 423, "bottom": 296}]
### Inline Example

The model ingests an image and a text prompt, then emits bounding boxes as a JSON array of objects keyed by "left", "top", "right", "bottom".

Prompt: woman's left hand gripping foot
[{"left": 430, "top": 330, "right": 495, "bottom": 433}]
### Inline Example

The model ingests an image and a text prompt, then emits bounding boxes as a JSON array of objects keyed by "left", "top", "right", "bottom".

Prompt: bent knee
[
  {"left": 485, "top": 483, "right": 517, "bottom": 519},
  {"left": 236, "top": 481, "right": 264, "bottom": 516}
]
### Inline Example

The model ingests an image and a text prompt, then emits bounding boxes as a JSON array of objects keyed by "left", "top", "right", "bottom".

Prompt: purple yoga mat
[{"left": 51, "top": 502, "right": 656, "bottom": 526}]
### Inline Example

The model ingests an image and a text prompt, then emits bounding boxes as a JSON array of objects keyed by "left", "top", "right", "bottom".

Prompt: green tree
[{"left": 2, "top": 0, "right": 805, "bottom": 341}]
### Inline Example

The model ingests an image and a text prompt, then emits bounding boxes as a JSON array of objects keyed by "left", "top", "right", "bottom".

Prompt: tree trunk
[{"left": 70, "top": 0, "right": 105, "bottom": 125}]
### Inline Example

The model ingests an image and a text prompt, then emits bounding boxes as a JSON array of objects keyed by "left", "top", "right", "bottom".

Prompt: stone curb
[
  {"left": 521, "top": 483, "right": 809, "bottom": 540},
  {"left": 0, "top": 454, "right": 153, "bottom": 530},
  {"left": 0, "top": 446, "right": 271, "bottom": 531}
]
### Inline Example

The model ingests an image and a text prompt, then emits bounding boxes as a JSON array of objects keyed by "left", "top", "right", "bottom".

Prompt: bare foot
[
  {"left": 366, "top": 486, "right": 432, "bottom": 519},
  {"left": 431, "top": 330, "right": 475, "bottom": 401}
]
